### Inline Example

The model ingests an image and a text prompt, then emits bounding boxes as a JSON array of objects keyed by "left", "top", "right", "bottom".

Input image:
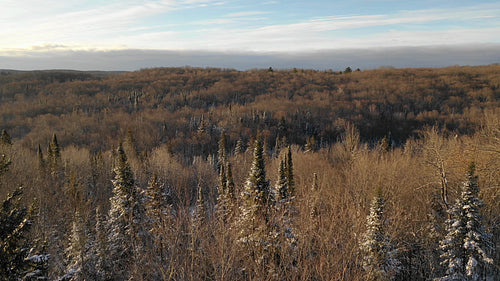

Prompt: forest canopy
[{"left": 0, "top": 65, "right": 499, "bottom": 280}]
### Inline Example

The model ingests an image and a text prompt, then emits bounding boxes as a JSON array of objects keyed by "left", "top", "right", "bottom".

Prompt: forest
[{"left": 0, "top": 65, "right": 499, "bottom": 280}]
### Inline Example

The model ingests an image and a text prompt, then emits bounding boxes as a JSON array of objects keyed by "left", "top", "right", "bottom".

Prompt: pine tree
[
  {"left": 237, "top": 136, "right": 275, "bottom": 276},
  {"left": 92, "top": 207, "right": 109, "bottom": 281},
  {"left": 285, "top": 146, "right": 295, "bottom": 195},
  {"left": 60, "top": 212, "right": 85, "bottom": 281},
  {"left": 360, "top": 188, "right": 400, "bottom": 281},
  {"left": 437, "top": 163, "right": 494, "bottom": 281},
  {"left": 272, "top": 156, "right": 297, "bottom": 277},
  {"left": 0, "top": 130, "right": 12, "bottom": 146},
  {"left": 144, "top": 174, "right": 172, "bottom": 279},
  {"left": 235, "top": 138, "right": 244, "bottom": 155},
  {"left": 37, "top": 145, "right": 46, "bottom": 172},
  {"left": 275, "top": 159, "right": 288, "bottom": 203},
  {"left": 107, "top": 143, "right": 139, "bottom": 280},
  {"left": 215, "top": 132, "right": 236, "bottom": 224},
  {"left": 0, "top": 154, "right": 11, "bottom": 179},
  {"left": 217, "top": 131, "right": 227, "bottom": 172},
  {"left": 310, "top": 173, "right": 320, "bottom": 220},
  {"left": 193, "top": 183, "right": 206, "bottom": 232},
  {"left": 24, "top": 239, "right": 50, "bottom": 281},
  {"left": 48, "top": 134, "right": 61, "bottom": 175},
  {"left": 0, "top": 186, "right": 43, "bottom": 280}
]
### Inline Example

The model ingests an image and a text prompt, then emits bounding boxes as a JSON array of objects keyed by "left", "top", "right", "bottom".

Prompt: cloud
[
  {"left": 1, "top": 44, "right": 498, "bottom": 71},
  {"left": 1, "top": 2, "right": 499, "bottom": 52},
  {"left": 225, "top": 11, "right": 270, "bottom": 17}
]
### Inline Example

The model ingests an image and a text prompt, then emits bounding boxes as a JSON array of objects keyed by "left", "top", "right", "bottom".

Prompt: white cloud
[
  {"left": 225, "top": 11, "right": 269, "bottom": 17},
  {"left": 1, "top": 2, "right": 499, "bottom": 52}
]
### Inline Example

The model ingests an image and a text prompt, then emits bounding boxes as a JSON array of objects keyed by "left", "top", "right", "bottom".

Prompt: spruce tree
[
  {"left": 0, "top": 186, "right": 45, "bottom": 280},
  {"left": 60, "top": 212, "right": 85, "bottom": 281},
  {"left": 215, "top": 132, "right": 236, "bottom": 224},
  {"left": 360, "top": 188, "right": 400, "bottom": 281},
  {"left": 92, "top": 207, "right": 109, "bottom": 281},
  {"left": 0, "top": 130, "right": 12, "bottom": 146},
  {"left": 273, "top": 156, "right": 297, "bottom": 277},
  {"left": 437, "top": 163, "right": 494, "bottom": 281},
  {"left": 48, "top": 134, "right": 61, "bottom": 174},
  {"left": 237, "top": 136, "right": 275, "bottom": 276},
  {"left": 235, "top": 138, "right": 244, "bottom": 155},
  {"left": 144, "top": 174, "right": 172, "bottom": 278},
  {"left": 193, "top": 183, "right": 206, "bottom": 232},
  {"left": 106, "top": 143, "right": 138, "bottom": 280}
]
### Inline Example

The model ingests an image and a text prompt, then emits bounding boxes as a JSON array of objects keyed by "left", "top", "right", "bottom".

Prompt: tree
[
  {"left": 60, "top": 212, "right": 86, "bottom": 281},
  {"left": 48, "top": 134, "right": 61, "bottom": 175},
  {"left": 236, "top": 136, "right": 276, "bottom": 277},
  {"left": 437, "top": 163, "right": 494, "bottom": 281},
  {"left": 216, "top": 132, "right": 236, "bottom": 224},
  {"left": 359, "top": 188, "right": 400, "bottom": 281},
  {"left": 272, "top": 154, "right": 297, "bottom": 277},
  {"left": 0, "top": 130, "right": 12, "bottom": 146},
  {"left": 106, "top": 143, "right": 139, "bottom": 280},
  {"left": 91, "top": 207, "right": 109, "bottom": 281},
  {"left": 0, "top": 186, "right": 47, "bottom": 280},
  {"left": 144, "top": 174, "right": 173, "bottom": 279},
  {"left": 235, "top": 138, "right": 244, "bottom": 155}
]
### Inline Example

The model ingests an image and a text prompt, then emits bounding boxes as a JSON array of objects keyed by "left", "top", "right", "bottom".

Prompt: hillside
[{"left": 0, "top": 65, "right": 499, "bottom": 280}]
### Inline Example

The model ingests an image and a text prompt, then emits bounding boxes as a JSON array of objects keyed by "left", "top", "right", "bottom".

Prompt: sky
[{"left": 1, "top": 0, "right": 499, "bottom": 70}]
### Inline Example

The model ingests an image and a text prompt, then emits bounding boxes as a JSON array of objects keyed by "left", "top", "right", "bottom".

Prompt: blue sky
[{"left": 1, "top": 0, "right": 499, "bottom": 70}]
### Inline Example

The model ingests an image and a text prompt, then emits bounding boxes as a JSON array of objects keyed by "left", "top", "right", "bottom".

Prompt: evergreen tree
[
  {"left": 92, "top": 207, "right": 109, "bottom": 281},
  {"left": 310, "top": 173, "right": 320, "bottom": 220},
  {"left": 234, "top": 138, "right": 244, "bottom": 155},
  {"left": 60, "top": 212, "right": 85, "bottom": 281},
  {"left": 24, "top": 240, "right": 50, "bottom": 281},
  {"left": 37, "top": 145, "right": 46, "bottom": 172},
  {"left": 0, "top": 154, "right": 11, "bottom": 179},
  {"left": 215, "top": 132, "right": 236, "bottom": 224},
  {"left": 272, "top": 156, "right": 297, "bottom": 277},
  {"left": 286, "top": 146, "right": 295, "bottom": 194},
  {"left": 48, "top": 134, "right": 61, "bottom": 175},
  {"left": 144, "top": 174, "right": 173, "bottom": 279},
  {"left": 106, "top": 143, "right": 139, "bottom": 280},
  {"left": 193, "top": 183, "right": 206, "bottom": 231},
  {"left": 0, "top": 130, "right": 12, "bottom": 146},
  {"left": 437, "top": 163, "right": 494, "bottom": 281},
  {"left": 217, "top": 131, "right": 227, "bottom": 171},
  {"left": 275, "top": 159, "right": 288, "bottom": 203},
  {"left": 360, "top": 188, "right": 400, "bottom": 281},
  {"left": 0, "top": 186, "right": 45, "bottom": 280},
  {"left": 237, "top": 136, "right": 276, "bottom": 276}
]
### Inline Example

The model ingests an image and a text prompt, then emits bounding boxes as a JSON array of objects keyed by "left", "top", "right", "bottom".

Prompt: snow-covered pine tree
[
  {"left": 235, "top": 138, "right": 244, "bottom": 155},
  {"left": 24, "top": 239, "right": 50, "bottom": 281},
  {"left": 145, "top": 174, "right": 172, "bottom": 243},
  {"left": 236, "top": 136, "right": 276, "bottom": 276},
  {"left": 285, "top": 146, "right": 295, "bottom": 195},
  {"left": 0, "top": 186, "right": 44, "bottom": 280},
  {"left": 272, "top": 156, "right": 297, "bottom": 277},
  {"left": 106, "top": 143, "right": 139, "bottom": 280},
  {"left": 60, "top": 212, "right": 85, "bottom": 281},
  {"left": 48, "top": 134, "right": 61, "bottom": 175},
  {"left": 437, "top": 162, "right": 494, "bottom": 281},
  {"left": 144, "top": 174, "right": 173, "bottom": 279},
  {"left": 193, "top": 183, "right": 207, "bottom": 232},
  {"left": 92, "top": 207, "right": 109, "bottom": 281},
  {"left": 359, "top": 188, "right": 400, "bottom": 281},
  {"left": 217, "top": 131, "right": 227, "bottom": 171}
]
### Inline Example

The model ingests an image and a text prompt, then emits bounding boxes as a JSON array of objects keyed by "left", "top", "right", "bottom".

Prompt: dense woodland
[{"left": 0, "top": 65, "right": 499, "bottom": 280}]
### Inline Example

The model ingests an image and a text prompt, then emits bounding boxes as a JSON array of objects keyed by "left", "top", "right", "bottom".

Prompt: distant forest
[{"left": 0, "top": 65, "right": 498, "bottom": 280}]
